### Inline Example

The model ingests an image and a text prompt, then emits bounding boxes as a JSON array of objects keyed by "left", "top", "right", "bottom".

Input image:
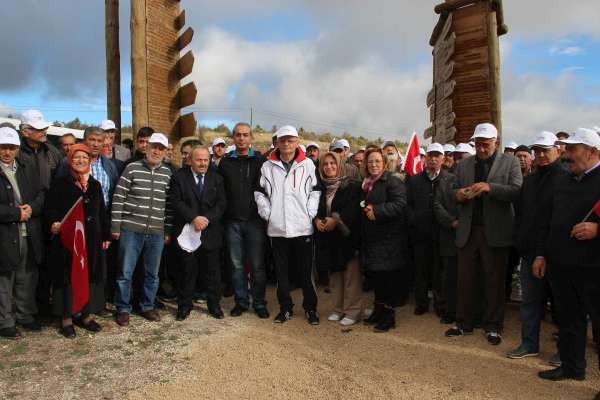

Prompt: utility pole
[
  {"left": 105, "top": 0, "right": 121, "bottom": 140},
  {"left": 250, "top": 107, "right": 253, "bottom": 128}
]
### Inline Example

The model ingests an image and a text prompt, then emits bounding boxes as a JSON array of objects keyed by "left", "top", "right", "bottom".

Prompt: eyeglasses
[{"left": 367, "top": 160, "right": 383, "bottom": 165}]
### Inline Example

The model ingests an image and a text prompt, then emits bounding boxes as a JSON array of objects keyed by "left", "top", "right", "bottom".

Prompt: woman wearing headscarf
[
  {"left": 314, "top": 152, "right": 363, "bottom": 326},
  {"left": 360, "top": 148, "right": 408, "bottom": 332},
  {"left": 45, "top": 144, "right": 110, "bottom": 338}
]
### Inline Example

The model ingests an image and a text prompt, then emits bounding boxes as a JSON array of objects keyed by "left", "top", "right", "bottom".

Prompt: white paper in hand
[{"left": 177, "top": 223, "right": 202, "bottom": 253}]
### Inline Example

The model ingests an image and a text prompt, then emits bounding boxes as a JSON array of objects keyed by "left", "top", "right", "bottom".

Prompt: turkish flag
[
  {"left": 403, "top": 132, "right": 424, "bottom": 177},
  {"left": 60, "top": 197, "right": 89, "bottom": 314},
  {"left": 594, "top": 200, "right": 600, "bottom": 218}
]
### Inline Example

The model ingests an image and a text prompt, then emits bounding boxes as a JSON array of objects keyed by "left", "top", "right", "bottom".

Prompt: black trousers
[
  {"left": 547, "top": 264, "right": 600, "bottom": 375},
  {"left": 271, "top": 236, "right": 317, "bottom": 312},
  {"left": 414, "top": 242, "right": 443, "bottom": 310},
  {"left": 373, "top": 270, "right": 401, "bottom": 308},
  {"left": 178, "top": 246, "right": 221, "bottom": 310},
  {"left": 441, "top": 256, "right": 458, "bottom": 319}
]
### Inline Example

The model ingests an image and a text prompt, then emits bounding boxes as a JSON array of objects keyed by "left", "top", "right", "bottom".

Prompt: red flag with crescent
[
  {"left": 404, "top": 132, "right": 424, "bottom": 177},
  {"left": 60, "top": 197, "right": 89, "bottom": 314}
]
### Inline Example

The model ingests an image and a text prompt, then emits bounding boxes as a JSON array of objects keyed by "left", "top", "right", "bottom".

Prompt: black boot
[
  {"left": 374, "top": 306, "right": 396, "bottom": 333},
  {"left": 363, "top": 303, "right": 384, "bottom": 325}
]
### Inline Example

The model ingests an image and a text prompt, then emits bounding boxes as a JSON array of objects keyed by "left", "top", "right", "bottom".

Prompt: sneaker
[
  {"left": 506, "top": 345, "right": 539, "bottom": 359},
  {"left": 340, "top": 317, "right": 357, "bottom": 326},
  {"left": 305, "top": 310, "right": 320, "bottom": 325},
  {"left": 548, "top": 351, "right": 562, "bottom": 367},
  {"left": 328, "top": 313, "right": 343, "bottom": 322},
  {"left": 274, "top": 310, "right": 293, "bottom": 323},
  {"left": 445, "top": 326, "right": 473, "bottom": 337},
  {"left": 486, "top": 331, "right": 502, "bottom": 346}
]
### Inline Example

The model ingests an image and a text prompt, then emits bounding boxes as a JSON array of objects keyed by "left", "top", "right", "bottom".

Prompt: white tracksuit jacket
[{"left": 254, "top": 149, "right": 320, "bottom": 238}]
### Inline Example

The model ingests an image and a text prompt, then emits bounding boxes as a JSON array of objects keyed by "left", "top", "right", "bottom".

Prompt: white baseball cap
[
  {"left": 419, "top": 147, "right": 426, "bottom": 156},
  {"left": 212, "top": 137, "right": 226, "bottom": 147},
  {"left": 330, "top": 141, "right": 345, "bottom": 151},
  {"left": 275, "top": 125, "right": 298, "bottom": 139},
  {"left": 471, "top": 123, "right": 498, "bottom": 140},
  {"left": 455, "top": 143, "right": 475, "bottom": 155},
  {"left": 531, "top": 131, "right": 559, "bottom": 149},
  {"left": 148, "top": 133, "right": 169, "bottom": 148},
  {"left": 306, "top": 142, "right": 320, "bottom": 150},
  {"left": 556, "top": 128, "right": 600, "bottom": 151},
  {"left": 20, "top": 109, "right": 50, "bottom": 130},
  {"left": 99, "top": 119, "right": 117, "bottom": 131},
  {"left": 337, "top": 139, "right": 350, "bottom": 148},
  {"left": 0, "top": 127, "right": 20, "bottom": 146},
  {"left": 504, "top": 141, "right": 518, "bottom": 150},
  {"left": 427, "top": 143, "right": 444, "bottom": 154},
  {"left": 443, "top": 144, "right": 456, "bottom": 154}
]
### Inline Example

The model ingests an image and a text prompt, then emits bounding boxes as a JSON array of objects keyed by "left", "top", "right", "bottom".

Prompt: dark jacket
[
  {"left": 44, "top": 175, "right": 110, "bottom": 287},
  {"left": 433, "top": 172, "right": 459, "bottom": 257},
  {"left": 217, "top": 149, "right": 265, "bottom": 222},
  {"left": 536, "top": 164, "right": 600, "bottom": 268},
  {"left": 360, "top": 172, "right": 408, "bottom": 272},
  {"left": 0, "top": 155, "right": 45, "bottom": 272},
  {"left": 315, "top": 180, "right": 361, "bottom": 273},
  {"left": 169, "top": 168, "right": 226, "bottom": 251},
  {"left": 19, "top": 140, "right": 62, "bottom": 190},
  {"left": 55, "top": 155, "right": 120, "bottom": 204},
  {"left": 406, "top": 169, "right": 449, "bottom": 242},
  {"left": 514, "top": 160, "right": 568, "bottom": 255}
]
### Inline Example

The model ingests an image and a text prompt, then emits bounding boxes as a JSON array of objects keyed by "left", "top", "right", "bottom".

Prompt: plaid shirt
[{"left": 91, "top": 158, "right": 111, "bottom": 207}]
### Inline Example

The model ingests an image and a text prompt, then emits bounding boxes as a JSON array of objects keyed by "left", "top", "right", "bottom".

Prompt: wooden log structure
[
  {"left": 425, "top": 0, "right": 507, "bottom": 144},
  {"left": 105, "top": 0, "right": 121, "bottom": 138}
]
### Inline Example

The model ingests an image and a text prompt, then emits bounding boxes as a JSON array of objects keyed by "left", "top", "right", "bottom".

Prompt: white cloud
[{"left": 550, "top": 45, "right": 585, "bottom": 56}]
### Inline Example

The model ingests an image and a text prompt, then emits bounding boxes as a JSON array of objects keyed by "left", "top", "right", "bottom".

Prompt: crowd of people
[{"left": 1, "top": 109, "right": 600, "bottom": 392}]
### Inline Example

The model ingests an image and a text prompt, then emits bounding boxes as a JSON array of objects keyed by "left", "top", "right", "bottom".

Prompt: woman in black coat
[
  {"left": 360, "top": 147, "right": 408, "bottom": 332},
  {"left": 45, "top": 144, "right": 110, "bottom": 338},
  {"left": 314, "top": 152, "right": 363, "bottom": 325}
]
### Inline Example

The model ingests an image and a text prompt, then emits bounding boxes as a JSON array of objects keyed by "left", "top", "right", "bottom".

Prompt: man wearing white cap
[
  {"left": 255, "top": 125, "right": 321, "bottom": 325},
  {"left": 506, "top": 131, "right": 567, "bottom": 361},
  {"left": 305, "top": 142, "right": 320, "bottom": 163},
  {"left": 446, "top": 123, "right": 522, "bottom": 346},
  {"left": 112, "top": 133, "right": 174, "bottom": 326},
  {"left": 0, "top": 127, "right": 45, "bottom": 338},
  {"left": 100, "top": 119, "right": 131, "bottom": 162},
  {"left": 331, "top": 140, "right": 360, "bottom": 180},
  {"left": 534, "top": 128, "right": 600, "bottom": 383},
  {"left": 453, "top": 143, "right": 475, "bottom": 163},
  {"left": 18, "top": 109, "right": 62, "bottom": 190},
  {"left": 442, "top": 144, "right": 456, "bottom": 172},
  {"left": 504, "top": 141, "right": 518, "bottom": 155},
  {"left": 211, "top": 137, "right": 227, "bottom": 168},
  {"left": 407, "top": 143, "right": 451, "bottom": 317}
]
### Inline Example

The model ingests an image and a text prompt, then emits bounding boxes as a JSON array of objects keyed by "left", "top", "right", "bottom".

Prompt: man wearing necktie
[{"left": 169, "top": 146, "right": 227, "bottom": 321}]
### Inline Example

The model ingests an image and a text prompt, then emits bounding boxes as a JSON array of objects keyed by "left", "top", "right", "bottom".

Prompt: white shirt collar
[{"left": 585, "top": 160, "right": 600, "bottom": 175}]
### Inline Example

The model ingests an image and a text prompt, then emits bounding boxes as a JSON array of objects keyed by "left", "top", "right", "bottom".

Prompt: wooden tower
[{"left": 425, "top": 0, "right": 507, "bottom": 144}]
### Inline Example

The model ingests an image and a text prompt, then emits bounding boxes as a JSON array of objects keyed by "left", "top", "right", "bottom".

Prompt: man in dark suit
[
  {"left": 169, "top": 146, "right": 226, "bottom": 320},
  {"left": 445, "top": 123, "right": 522, "bottom": 346}
]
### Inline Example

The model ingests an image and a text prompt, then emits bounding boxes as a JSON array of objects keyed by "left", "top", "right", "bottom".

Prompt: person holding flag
[{"left": 45, "top": 144, "right": 110, "bottom": 339}]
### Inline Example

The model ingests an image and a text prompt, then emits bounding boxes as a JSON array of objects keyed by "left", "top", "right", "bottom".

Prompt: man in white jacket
[{"left": 255, "top": 125, "right": 321, "bottom": 325}]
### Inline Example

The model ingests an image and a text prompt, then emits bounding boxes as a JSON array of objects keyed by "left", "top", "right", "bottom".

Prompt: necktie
[{"left": 197, "top": 174, "right": 204, "bottom": 194}]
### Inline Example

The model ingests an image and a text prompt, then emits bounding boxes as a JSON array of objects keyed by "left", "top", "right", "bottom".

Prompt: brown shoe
[
  {"left": 116, "top": 312, "right": 130, "bottom": 327},
  {"left": 141, "top": 309, "right": 161, "bottom": 322}
]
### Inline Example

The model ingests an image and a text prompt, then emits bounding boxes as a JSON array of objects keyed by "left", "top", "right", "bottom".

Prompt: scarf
[
  {"left": 362, "top": 171, "right": 384, "bottom": 195},
  {"left": 319, "top": 152, "right": 347, "bottom": 215},
  {"left": 68, "top": 143, "right": 92, "bottom": 192}
]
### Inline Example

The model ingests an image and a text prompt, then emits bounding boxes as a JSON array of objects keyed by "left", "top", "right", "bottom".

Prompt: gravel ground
[{"left": 1, "top": 287, "right": 598, "bottom": 400}]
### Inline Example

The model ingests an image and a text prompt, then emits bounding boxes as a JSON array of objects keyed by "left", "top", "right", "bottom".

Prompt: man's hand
[
  {"left": 111, "top": 232, "right": 120, "bottom": 241},
  {"left": 456, "top": 188, "right": 470, "bottom": 203},
  {"left": 469, "top": 182, "right": 491, "bottom": 197},
  {"left": 164, "top": 235, "right": 171, "bottom": 245},
  {"left": 314, "top": 218, "right": 326, "bottom": 232},
  {"left": 19, "top": 205, "right": 32, "bottom": 222},
  {"left": 532, "top": 257, "right": 547, "bottom": 279},
  {"left": 192, "top": 216, "right": 209, "bottom": 232},
  {"left": 51, "top": 222, "right": 61, "bottom": 235},
  {"left": 101, "top": 241, "right": 111, "bottom": 250},
  {"left": 571, "top": 222, "right": 599, "bottom": 241},
  {"left": 364, "top": 204, "right": 376, "bottom": 221},
  {"left": 323, "top": 217, "right": 338, "bottom": 231},
  {"left": 451, "top": 220, "right": 459, "bottom": 229}
]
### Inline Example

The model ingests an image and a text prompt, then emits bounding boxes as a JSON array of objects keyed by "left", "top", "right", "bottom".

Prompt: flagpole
[{"left": 60, "top": 196, "right": 84, "bottom": 225}]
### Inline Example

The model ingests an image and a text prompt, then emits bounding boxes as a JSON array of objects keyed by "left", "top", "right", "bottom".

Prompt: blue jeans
[
  {"left": 520, "top": 254, "right": 547, "bottom": 352},
  {"left": 114, "top": 229, "right": 164, "bottom": 313},
  {"left": 226, "top": 220, "right": 267, "bottom": 310}
]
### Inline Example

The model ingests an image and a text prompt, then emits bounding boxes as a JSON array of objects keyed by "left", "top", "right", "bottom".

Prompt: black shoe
[
  {"left": 20, "top": 320, "right": 42, "bottom": 331},
  {"left": 445, "top": 326, "right": 473, "bottom": 337},
  {"left": 538, "top": 367, "right": 585, "bottom": 382},
  {"left": 440, "top": 315, "right": 455, "bottom": 325},
  {"left": 255, "top": 308, "right": 270, "bottom": 319},
  {"left": 222, "top": 286, "right": 234, "bottom": 298},
  {"left": 486, "top": 331, "right": 502, "bottom": 346},
  {"left": 364, "top": 304, "right": 383, "bottom": 325},
  {"left": 230, "top": 304, "right": 248, "bottom": 317},
  {"left": 434, "top": 307, "right": 445, "bottom": 318},
  {"left": 154, "top": 300, "right": 166, "bottom": 310},
  {"left": 176, "top": 308, "right": 192, "bottom": 321},
  {"left": 58, "top": 325, "right": 76, "bottom": 339},
  {"left": 73, "top": 318, "right": 102, "bottom": 333},
  {"left": 274, "top": 309, "right": 293, "bottom": 323},
  {"left": 414, "top": 305, "right": 428, "bottom": 316},
  {"left": 374, "top": 308, "right": 396, "bottom": 332},
  {"left": 305, "top": 310, "right": 320, "bottom": 325},
  {"left": 0, "top": 326, "right": 22, "bottom": 340},
  {"left": 208, "top": 306, "right": 224, "bottom": 319}
]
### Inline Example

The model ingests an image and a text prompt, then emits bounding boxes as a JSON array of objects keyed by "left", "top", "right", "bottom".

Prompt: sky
[{"left": 1, "top": 0, "right": 599, "bottom": 144}]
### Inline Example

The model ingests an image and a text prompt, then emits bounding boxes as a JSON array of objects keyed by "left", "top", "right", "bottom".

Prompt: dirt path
[{"left": 1, "top": 287, "right": 598, "bottom": 399}]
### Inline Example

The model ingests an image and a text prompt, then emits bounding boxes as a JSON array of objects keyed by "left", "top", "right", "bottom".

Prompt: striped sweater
[{"left": 111, "top": 159, "right": 173, "bottom": 236}]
